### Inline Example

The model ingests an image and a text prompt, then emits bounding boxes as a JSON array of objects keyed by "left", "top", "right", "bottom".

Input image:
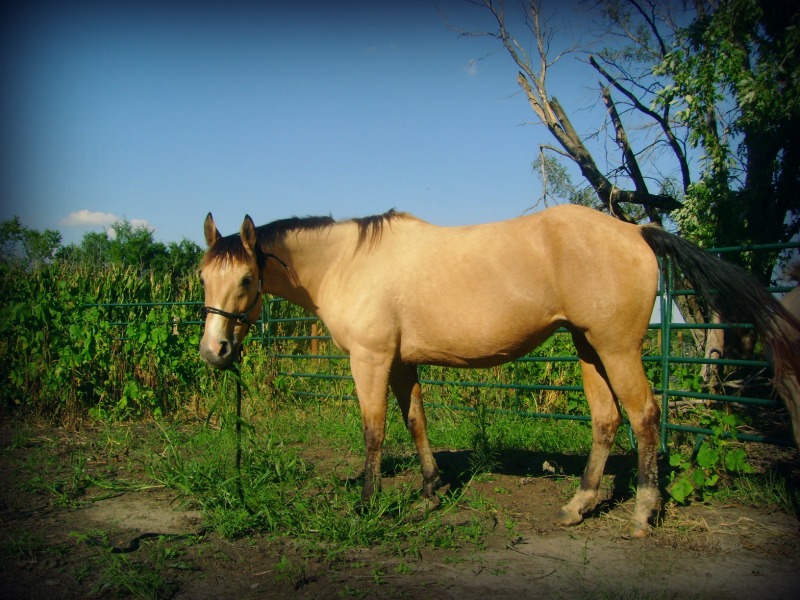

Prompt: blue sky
[{"left": 2, "top": 0, "right": 605, "bottom": 247}]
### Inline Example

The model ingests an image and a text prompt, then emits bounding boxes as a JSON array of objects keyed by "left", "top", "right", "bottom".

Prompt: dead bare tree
[{"left": 459, "top": 0, "right": 684, "bottom": 224}]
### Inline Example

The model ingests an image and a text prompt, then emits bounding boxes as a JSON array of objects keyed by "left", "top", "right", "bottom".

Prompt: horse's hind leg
[
  {"left": 596, "top": 349, "right": 661, "bottom": 538},
  {"left": 556, "top": 333, "right": 622, "bottom": 527},
  {"left": 390, "top": 362, "right": 442, "bottom": 503}
]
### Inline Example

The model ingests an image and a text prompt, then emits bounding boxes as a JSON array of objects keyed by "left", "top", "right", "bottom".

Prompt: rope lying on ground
[{"left": 85, "top": 529, "right": 210, "bottom": 554}]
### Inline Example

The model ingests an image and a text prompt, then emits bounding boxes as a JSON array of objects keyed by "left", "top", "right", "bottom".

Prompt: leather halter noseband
[
  {"left": 201, "top": 286, "right": 263, "bottom": 324},
  {"left": 201, "top": 249, "right": 288, "bottom": 325}
]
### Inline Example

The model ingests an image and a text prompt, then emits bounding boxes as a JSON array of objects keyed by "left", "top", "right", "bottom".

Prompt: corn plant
[{"left": 0, "top": 261, "right": 209, "bottom": 419}]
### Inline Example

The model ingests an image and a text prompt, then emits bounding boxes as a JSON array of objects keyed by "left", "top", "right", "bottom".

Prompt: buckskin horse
[{"left": 199, "top": 204, "right": 800, "bottom": 538}]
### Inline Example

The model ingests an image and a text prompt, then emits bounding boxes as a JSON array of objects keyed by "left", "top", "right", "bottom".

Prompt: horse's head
[{"left": 199, "top": 213, "right": 263, "bottom": 369}]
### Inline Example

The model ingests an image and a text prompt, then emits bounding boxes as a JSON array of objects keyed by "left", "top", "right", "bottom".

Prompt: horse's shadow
[
  {"left": 434, "top": 449, "right": 641, "bottom": 513},
  {"left": 393, "top": 448, "right": 672, "bottom": 520},
  {"left": 346, "top": 448, "right": 672, "bottom": 522}
]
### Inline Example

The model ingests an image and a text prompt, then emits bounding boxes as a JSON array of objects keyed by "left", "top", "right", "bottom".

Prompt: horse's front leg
[
  {"left": 389, "top": 362, "right": 441, "bottom": 504},
  {"left": 350, "top": 352, "right": 391, "bottom": 506}
]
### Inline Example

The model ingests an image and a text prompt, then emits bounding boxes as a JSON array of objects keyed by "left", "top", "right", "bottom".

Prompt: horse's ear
[
  {"left": 241, "top": 215, "right": 257, "bottom": 252},
  {"left": 204, "top": 213, "right": 221, "bottom": 247}
]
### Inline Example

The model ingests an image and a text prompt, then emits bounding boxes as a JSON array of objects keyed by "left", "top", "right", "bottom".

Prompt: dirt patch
[
  {"left": 1, "top": 423, "right": 799, "bottom": 599},
  {"left": 80, "top": 495, "right": 204, "bottom": 536}
]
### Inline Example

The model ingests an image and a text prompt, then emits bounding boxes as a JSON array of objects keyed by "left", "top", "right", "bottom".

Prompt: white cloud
[
  {"left": 60, "top": 209, "right": 119, "bottom": 227},
  {"left": 61, "top": 210, "right": 154, "bottom": 237},
  {"left": 466, "top": 58, "right": 479, "bottom": 76}
]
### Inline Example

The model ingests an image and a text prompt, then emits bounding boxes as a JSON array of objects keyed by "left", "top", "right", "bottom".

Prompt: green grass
[
  {"left": 714, "top": 469, "right": 800, "bottom": 513},
  {"left": 87, "top": 538, "right": 180, "bottom": 600},
  {"left": 138, "top": 388, "right": 596, "bottom": 561},
  {"left": 147, "top": 401, "right": 501, "bottom": 559},
  {"left": 3, "top": 390, "right": 799, "bottom": 600},
  {"left": 146, "top": 386, "right": 800, "bottom": 560}
]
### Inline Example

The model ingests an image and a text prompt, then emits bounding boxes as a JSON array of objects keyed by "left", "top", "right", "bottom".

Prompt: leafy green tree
[
  {"left": 55, "top": 231, "right": 107, "bottom": 266},
  {"left": 531, "top": 153, "right": 598, "bottom": 210},
  {"left": 655, "top": 0, "right": 800, "bottom": 281},
  {"left": 107, "top": 220, "right": 168, "bottom": 269},
  {"left": 0, "top": 216, "right": 62, "bottom": 268},
  {"left": 0, "top": 217, "right": 25, "bottom": 264},
  {"left": 165, "top": 239, "right": 204, "bottom": 277},
  {"left": 56, "top": 219, "right": 202, "bottom": 280}
]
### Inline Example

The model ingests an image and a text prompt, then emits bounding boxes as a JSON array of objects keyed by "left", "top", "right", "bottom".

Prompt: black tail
[{"left": 639, "top": 225, "right": 800, "bottom": 382}]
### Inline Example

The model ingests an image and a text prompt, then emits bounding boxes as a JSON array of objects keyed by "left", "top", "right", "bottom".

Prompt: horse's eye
[{"left": 242, "top": 276, "right": 252, "bottom": 288}]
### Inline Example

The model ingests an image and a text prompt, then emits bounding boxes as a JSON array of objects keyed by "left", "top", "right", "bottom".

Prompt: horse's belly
[{"left": 400, "top": 322, "right": 560, "bottom": 368}]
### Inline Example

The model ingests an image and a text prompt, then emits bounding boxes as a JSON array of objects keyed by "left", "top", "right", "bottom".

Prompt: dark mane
[
  {"left": 202, "top": 209, "right": 408, "bottom": 267},
  {"left": 259, "top": 209, "right": 407, "bottom": 251},
  {"left": 258, "top": 215, "right": 337, "bottom": 247},
  {"left": 352, "top": 209, "right": 406, "bottom": 249}
]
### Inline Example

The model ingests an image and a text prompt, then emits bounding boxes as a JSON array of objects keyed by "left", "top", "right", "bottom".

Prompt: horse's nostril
[{"left": 218, "top": 341, "right": 229, "bottom": 357}]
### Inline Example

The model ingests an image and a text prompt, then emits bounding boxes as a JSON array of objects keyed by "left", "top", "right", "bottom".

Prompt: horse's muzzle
[{"left": 199, "top": 337, "right": 239, "bottom": 370}]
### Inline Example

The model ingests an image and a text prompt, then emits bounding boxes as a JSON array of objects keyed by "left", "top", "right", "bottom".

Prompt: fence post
[
  {"left": 311, "top": 323, "right": 319, "bottom": 355},
  {"left": 266, "top": 296, "right": 270, "bottom": 345},
  {"left": 660, "top": 258, "right": 673, "bottom": 452}
]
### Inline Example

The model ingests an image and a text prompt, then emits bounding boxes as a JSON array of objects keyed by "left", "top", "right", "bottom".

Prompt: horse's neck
[{"left": 264, "top": 225, "right": 352, "bottom": 313}]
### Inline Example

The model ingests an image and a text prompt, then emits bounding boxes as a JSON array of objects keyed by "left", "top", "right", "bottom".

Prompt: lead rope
[
  {"left": 231, "top": 361, "right": 253, "bottom": 514},
  {"left": 235, "top": 363, "right": 244, "bottom": 505}
]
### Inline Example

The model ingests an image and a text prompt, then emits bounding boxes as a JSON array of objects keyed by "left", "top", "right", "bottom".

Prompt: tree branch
[
  {"left": 471, "top": 0, "right": 684, "bottom": 220},
  {"left": 590, "top": 54, "right": 691, "bottom": 192},
  {"left": 600, "top": 85, "right": 662, "bottom": 224},
  {"left": 628, "top": 0, "right": 669, "bottom": 57}
]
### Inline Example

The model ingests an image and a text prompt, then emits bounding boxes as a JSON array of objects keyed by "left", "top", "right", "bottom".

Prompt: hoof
[
  {"left": 412, "top": 494, "right": 441, "bottom": 517},
  {"left": 554, "top": 508, "right": 583, "bottom": 527},
  {"left": 422, "top": 476, "right": 443, "bottom": 499},
  {"left": 426, "top": 493, "right": 442, "bottom": 509},
  {"left": 621, "top": 522, "right": 651, "bottom": 539}
]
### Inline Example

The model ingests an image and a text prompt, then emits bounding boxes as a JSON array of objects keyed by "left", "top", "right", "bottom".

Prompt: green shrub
[{"left": 668, "top": 410, "right": 755, "bottom": 504}]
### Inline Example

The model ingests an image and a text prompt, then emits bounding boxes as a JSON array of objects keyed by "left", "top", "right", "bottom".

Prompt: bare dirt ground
[{"left": 2, "top": 422, "right": 799, "bottom": 600}]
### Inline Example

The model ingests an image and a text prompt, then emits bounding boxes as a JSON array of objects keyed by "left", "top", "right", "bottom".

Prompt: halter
[
  {"left": 201, "top": 286, "right": 263, "bottom": 324},
  {"left": 201, "top": 249, "right": 288, "bottom": 325}
]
